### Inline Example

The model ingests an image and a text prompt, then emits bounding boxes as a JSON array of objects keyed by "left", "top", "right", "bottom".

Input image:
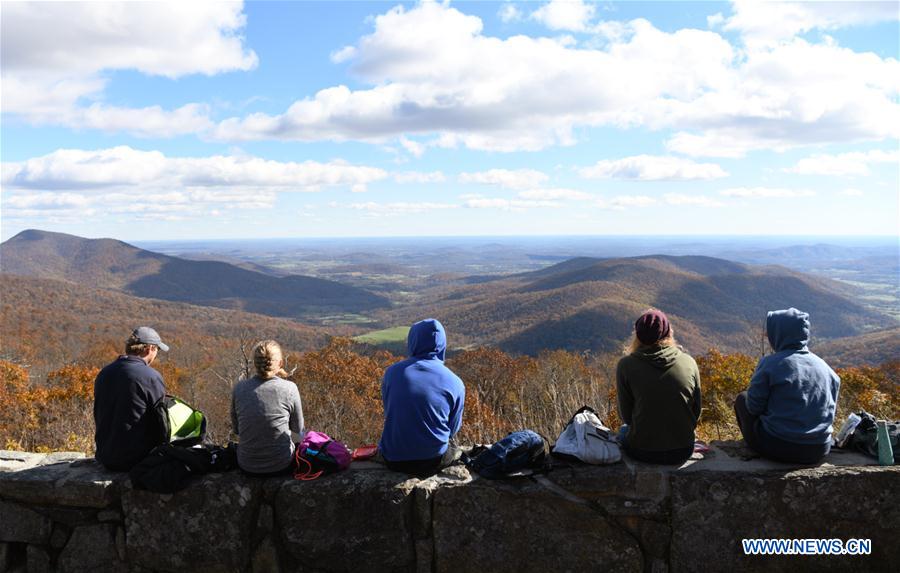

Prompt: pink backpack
[{"left": 293, "top": 431, "right": 352, "bottom": 480}]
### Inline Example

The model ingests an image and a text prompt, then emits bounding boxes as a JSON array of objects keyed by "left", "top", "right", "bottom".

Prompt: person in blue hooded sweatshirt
[
  {"left": 379, "top": 319, "right": 465, "bottom": 477},
  {"left": 734, "top": 308, "right": 840, "bottom": 464}
]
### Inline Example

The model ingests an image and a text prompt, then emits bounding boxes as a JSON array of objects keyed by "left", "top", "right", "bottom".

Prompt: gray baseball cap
[{"left": 131, "top": 327, "right": 169, "bottom": 352}]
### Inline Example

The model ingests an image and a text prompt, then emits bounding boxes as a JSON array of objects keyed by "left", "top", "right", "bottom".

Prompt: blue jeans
[{"left": 733, "top": 391, "right": 830, "bottom": 464}]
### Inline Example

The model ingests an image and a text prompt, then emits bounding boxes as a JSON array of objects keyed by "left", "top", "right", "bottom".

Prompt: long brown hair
[{"left": 625, "top": 329, "right": 677, "bottom": 355}]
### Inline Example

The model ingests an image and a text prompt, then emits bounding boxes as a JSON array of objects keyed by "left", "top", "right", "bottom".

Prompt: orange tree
[
  {"left": 834, "top": 361, "right": 899, "bottom": 424},
  {"left": 0, "top": 360, "right": 32, "bottom": 450},
  {"left": 289, "top": 337, "right": 394, "bottom": 447},
  {"left": 448, "top": 348, "right": 535, "bottom": 442},
  {"left": 695, "top": 349, "right": 756, "bottom": 441}
]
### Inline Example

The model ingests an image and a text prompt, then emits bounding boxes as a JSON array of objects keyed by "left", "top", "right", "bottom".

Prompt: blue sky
[{"left": 1, "top": 1, "right": 898, "bottom": 241}]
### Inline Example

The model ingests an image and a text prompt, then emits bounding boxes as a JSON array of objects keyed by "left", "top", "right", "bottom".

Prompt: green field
[{"left": 354, "top": 326, "right": 410, "bottom": 345}]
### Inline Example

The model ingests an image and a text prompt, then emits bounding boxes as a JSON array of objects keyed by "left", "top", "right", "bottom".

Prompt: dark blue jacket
[
  {"left": 747, "top": 309, "right": 840, "bottom": 445},
  {"left": 379, "top": 319, "right": 465, "bottom": 462},
  {"left": 94, "top": 355, "right": 166, "bottom": 470}
]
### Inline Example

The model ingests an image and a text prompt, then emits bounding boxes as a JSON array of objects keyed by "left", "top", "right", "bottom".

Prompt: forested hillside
[
  {"left": 0, "top": 230, "right": 390, "bottom": 320},
  {"left": 380, "top": 255, "right": 889, "bottom": 356}
]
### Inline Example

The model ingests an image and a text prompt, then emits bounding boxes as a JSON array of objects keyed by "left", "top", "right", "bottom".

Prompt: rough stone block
[
  {"left": 0, "top": 459, "right": 122, "bottom": 508},
  {"left": 57, "top": 523, "right": 125, "bottom": 573},
  {"left": 433, "top": 478, "right": 643, "bottom": 573},
  {"left": 0, "top": 541, "right": 10, "bottom": 572},
  {"left": 38, "top": 453, "right": 86, "bottom": 466},
  {"left": 257, "top": 504, "right": 274, "bottom": 533},
  {"left": 251, "top": 536, "right": 280, "bottom": 573},
  {"left": 411, "top": 466, "right": 473, "bottom": 540},
  {"left": 634, "top": 468, "right": 670, "bottom": 500},
  {"left": 123, "top": 472, "right": 261, "bottom": 573},
  {"left": 50, "top": 524, "right": 71, "bottom": 550},
  {"left": 0, "top": 451, "right": 45, "bottom": 472},
  {"left": 670, "top": 465, "right": 900, "bottom": 572},
  {"left": 0, "top": 500, "right": 50, "bottom": 543},
  {"left": 26, "top": 545, "right": 51, "bottom": 573},
  {"left": 42, "top": 507, "right": 98, "bottom": 528},
  {"left": 275, "top": 468, "right": 417, "bottom": 572},
  {"left": 639, "top": 520, "right": 672, "bottom": 559},
  {"left": 544, "top": 462, "right": 668, "bottom": 518},
  {"left": 97, "top": 510, "right": 122, "bottom": 523},
  {"left": 415, "top": 538, "right": 433, "bottom": 573}
]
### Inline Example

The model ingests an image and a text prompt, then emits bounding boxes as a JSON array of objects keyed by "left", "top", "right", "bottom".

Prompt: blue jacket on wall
[{"left": 379, "top": 319, "right": 465, "bottom": 462}]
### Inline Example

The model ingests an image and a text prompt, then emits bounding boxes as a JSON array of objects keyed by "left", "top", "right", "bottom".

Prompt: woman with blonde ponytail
[{"left": 231, "top": 340, "right": 305, "bottom": 475}]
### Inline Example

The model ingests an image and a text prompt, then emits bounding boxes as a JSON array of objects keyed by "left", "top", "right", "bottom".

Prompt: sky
[{"left": 1, "top": 0, "right": 899, "bottom": 241}]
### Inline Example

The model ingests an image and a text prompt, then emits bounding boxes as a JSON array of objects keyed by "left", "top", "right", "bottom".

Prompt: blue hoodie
[
  {"left": 746, "top": 308, "right": 841, "bottom": 445},
  {"left": 379, "top": 319, "right": 465, "bottom": 461}
]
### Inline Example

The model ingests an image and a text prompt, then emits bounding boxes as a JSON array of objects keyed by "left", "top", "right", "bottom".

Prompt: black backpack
[
  {"left": 130, "top": 444, "right": 237, "bottom": 493},
  {"left": 465, "top": 430, "right": 550, "bottom": 479},
  {"left": 846, "top": 411, "right": 899, "bottom": 464}
]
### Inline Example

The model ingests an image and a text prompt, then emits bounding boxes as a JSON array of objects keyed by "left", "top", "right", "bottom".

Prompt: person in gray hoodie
[
  {"left": 617, "top": 309, "right": 702, "bottom": 465},
  {"left": 734, "top": 308, "right": 840, "bottom": 464}
]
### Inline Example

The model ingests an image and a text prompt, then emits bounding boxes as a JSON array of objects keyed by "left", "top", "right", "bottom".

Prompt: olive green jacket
[{"left": 616, "top": 345, "right": 702, "bottom": 452}]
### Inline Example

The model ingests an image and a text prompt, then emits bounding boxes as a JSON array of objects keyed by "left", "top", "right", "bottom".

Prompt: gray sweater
[{"left": 231, "top": 376, "right": 304, "bottom": 473}]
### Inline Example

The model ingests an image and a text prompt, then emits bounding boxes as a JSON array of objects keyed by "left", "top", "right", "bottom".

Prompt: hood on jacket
[
  {"left": 407, "top": 318, "right": 447, "bottom": 361},
  {"left": 766, "top": 308, "right": 810, "bottom": 352},
  {"left": 635, "top": 343, "right": 681, "bottom": 369}
]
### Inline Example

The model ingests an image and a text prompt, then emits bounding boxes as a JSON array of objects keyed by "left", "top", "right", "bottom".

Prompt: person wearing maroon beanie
[{"left": 616, "top": 309, "right": 701, "bottom": 465}]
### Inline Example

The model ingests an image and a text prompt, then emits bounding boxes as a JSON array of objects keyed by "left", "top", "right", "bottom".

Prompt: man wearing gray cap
[{"left": 93, "top": 327, "right": 169, "bottom": 470}]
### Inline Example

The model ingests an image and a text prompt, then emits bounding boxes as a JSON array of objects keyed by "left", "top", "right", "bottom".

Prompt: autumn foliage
[{"left": 1, "top": 341, "right": 897, "bottom": 454}]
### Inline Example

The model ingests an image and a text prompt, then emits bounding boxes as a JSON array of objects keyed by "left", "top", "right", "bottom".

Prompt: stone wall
[{"left": 1, "top": 444, "right": 896, "bottom": 573}]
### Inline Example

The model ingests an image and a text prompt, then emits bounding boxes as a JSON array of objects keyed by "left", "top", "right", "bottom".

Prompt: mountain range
[
  {"left": 378, "top": 254, "right": 891, "bottom": 357},
  {"left": 0, "top": 229, "right": 389, "bottom": 321},
  {"left": 2, "top": 229, "right": 895, "bottom": 362}
]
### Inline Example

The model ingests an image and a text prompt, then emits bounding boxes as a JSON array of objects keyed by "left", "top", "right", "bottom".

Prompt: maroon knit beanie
[{"left": 635, "top": 309, "right": 671, "bottom": 345}]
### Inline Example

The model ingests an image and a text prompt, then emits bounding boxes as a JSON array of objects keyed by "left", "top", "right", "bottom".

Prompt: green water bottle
[{"left": 876, "top": 420, "right": 894, "bottom": 466}]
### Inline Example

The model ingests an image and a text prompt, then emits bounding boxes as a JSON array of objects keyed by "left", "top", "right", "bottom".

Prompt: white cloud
[
  {"left": 211, "top": 4, "right": 738, "bottom": 149},
  {"left": 786, "top": 149, "right": 900, "bottom": 176},
  {"left": 3, "top": 192, "right": 93, "bottom": 209},
  {"left": 498, "top": 3, "right": 522, "bottom": 23},
  {"left": 346, "top": 201, "right": 457, "bottom": 217},
  {"left": 580, "top": 155, "right": 728, "bottom": 181},
  {"left": 662, "top": 193, "right": 725, "bottom": 207},
  {"left": 464, "top": 198, "right": 560, "bottom": 210},
  {"left": 531, "top": 0, "right": 596, "bottom": 32},
  {"left": 399, "top": 136, "right": 427, "bottom": 158},
  {"left": 839, "top": 188, "right": 864, "bottom": 196},
  {"left": 723, "top": 0, "right": 899, "bottom": 48},
  {"left": 331, "top": 45, "right": 357, "bottom": 64},
  {"left": 1, "top": 2, "right": 256, "bottom": 135},
  {"left": 707, "top": 13, "right": 725, "bottom": 28},
  {"left": 1, "top": 2, "right": 256, "bottom": 77},
  {"left": 210, "top": 2, "right": 899, "bottom": 156},
  {"left": 458, "top": 169, "right": 549, "bottom": 190},
  {"left": 5, "top": 1, "right": 897, "bottom": 157},
  {"left": 394, "top": 171, "right": 447, "bottom": 184},
  {"left": 2, "top": 147, "right": 387, "bottom": 195},
  {"left": 719, "top": 187, "right": 815, "bottom": 198},
  {"left": 595, "top": 195, "right": 657, "bottom": 210},
  {"left": 663, "top": 39, "right": 900, "bottom": 157},
  {"left": 2, "top": 188, "right": 277, "bottom": 223},
  {"left": 517, "top": 188, "right": 592, "bottom": 200}
]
